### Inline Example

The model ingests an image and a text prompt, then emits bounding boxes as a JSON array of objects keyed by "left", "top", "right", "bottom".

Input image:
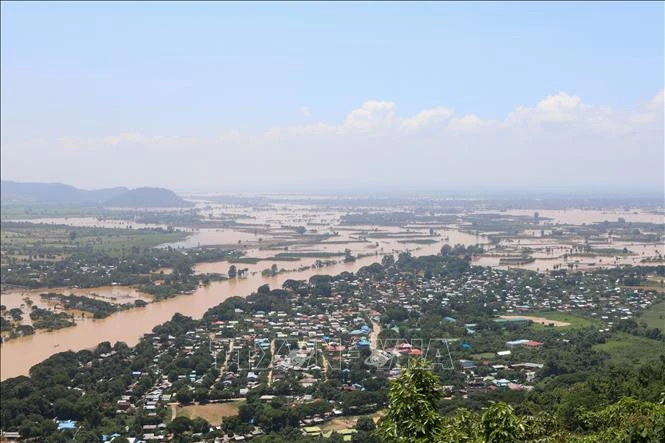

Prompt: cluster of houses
[{"left": 9, "top": 261, "right": 660, "bottom": 442}]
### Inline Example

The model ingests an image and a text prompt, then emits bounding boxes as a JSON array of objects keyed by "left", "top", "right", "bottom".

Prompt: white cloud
[
  {"left": 649, "top": 89, "right": 664, "bottom": 110},
  {"left": 401, "top": 107, "right": 453, "bottom": 130},
  {"left": 507, "top": 92, "right": 593, "bottom": 124},
  {"left": 301, "top": 106, "right": 312, "bottom": 118},
  {"left": 5, "top": 89, "right": 661, "bottom": 191},
  {"left": 447, "top": 114, "right": 488, "bottom": 132},
  {"left": 343, "top": 100, "right": 396, "bottom": 130}
]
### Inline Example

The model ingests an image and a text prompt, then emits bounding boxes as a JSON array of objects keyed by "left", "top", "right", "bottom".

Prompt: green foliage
[
  {"left": 356, "top": 415, "right": 376, "bottom": 432},
  {"left": 40, "top": 293, "right": 126, "bottom": 318},
  {"left": 572, "top": 397, "right": 665, "bottom": 442},
  {"left": 378, "top": 358, "right": 444, "bottom": 442},
  {"left": 29, "top": 307, "right": 76, "bottom": 330}
]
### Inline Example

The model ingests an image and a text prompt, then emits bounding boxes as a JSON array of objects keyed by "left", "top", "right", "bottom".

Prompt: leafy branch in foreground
[{"left": 377, "top": 358, "right": 665, "bottom": 443}]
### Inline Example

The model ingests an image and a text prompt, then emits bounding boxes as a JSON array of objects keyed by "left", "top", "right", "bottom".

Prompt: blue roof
[{"left": 57, "top": 420, "right": 77, "bottom": 430}]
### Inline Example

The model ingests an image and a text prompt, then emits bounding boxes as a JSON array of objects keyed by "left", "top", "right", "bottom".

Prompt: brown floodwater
[
  {"left": 1, "top": 229, "right": 478, "bottom": 380},
  {"left": 472, "top": 209, "right": 665, "bottom": 225},
  {"left": 14, "top": 203, "right": 658, "bottom": 380}
]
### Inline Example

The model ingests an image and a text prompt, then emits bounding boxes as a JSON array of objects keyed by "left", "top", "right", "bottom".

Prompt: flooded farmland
[{"left": 1, "top": 199, "right": 663, "bottom": 379}]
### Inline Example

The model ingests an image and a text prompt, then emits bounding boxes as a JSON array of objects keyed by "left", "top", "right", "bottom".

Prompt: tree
[
  {"left": 480, "top": 402, "right": 526, "bottom": 443},
  {"left": 228, "top": 265, "right": 237, "bottom": 279},
  {"left": 168, "top": 416, "right": 192, "bottom": 434},
  {"left": 378, "top": 358, "right": 443, "bottom": 442},
  {"left": 440, "top": 244, "right": 452, "bottom": 257},
  {"left": 381, "top": 254, "right": 395, "bottom": 268},
  {"left": 176, "top": 387, "right": 193, "bottom": 404},
  {"left": 191, "top": 417, "right": 211, "bottom": 434},
  {"left": 356, "top": 415, "right": 376, "bottom": 432}
]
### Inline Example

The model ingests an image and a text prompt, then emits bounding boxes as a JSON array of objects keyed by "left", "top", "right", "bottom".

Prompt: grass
[
  {"left": 639, "top": 300, "right": 665, "bottom": 329},
  {"left": 593, "top": 332, "right": 665, "bottom": 367},
  {"left": 228, "top": 257, "right": 261, "bottom": 264},
  {"left": 528, "top": 311, "right": 601, "bottom": 329},
  {"left": 319, "top": 410, "right": 385, "bottom": 432},
  {"left": 175, "top": 400, "right": 245, "bottom": 425}
]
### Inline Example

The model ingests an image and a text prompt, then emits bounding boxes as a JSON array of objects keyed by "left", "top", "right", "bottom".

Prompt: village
[{"left": 9, "top": 256, "right": 659, "bottom": 443}]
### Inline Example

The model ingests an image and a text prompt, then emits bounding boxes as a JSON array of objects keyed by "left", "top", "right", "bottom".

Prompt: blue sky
[{"left": 1, "top": 2, "right": 663, "bottom": 192}]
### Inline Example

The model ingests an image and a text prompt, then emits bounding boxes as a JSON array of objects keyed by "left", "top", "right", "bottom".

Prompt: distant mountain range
[{"left": 1, "top": 181, "right": 191, "bottom": 207}]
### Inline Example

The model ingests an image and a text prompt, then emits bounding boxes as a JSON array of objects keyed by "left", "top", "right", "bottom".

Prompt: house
[
  {"left": 300, "top": 377, "right": 317, "bottom": 388},
  {"left": 57, "top": 420, "right": 77, "bottom": 431},
  {"left": 303, "top": 426, "right": 322, "bottom": 437},
  {"left": 1, "top": 431, "right": 21, "bottom": 441}
]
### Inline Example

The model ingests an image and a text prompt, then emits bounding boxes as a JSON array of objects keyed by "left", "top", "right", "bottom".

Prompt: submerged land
[{"left": 0, "top": 185, "right": 664, "bottom": 442}]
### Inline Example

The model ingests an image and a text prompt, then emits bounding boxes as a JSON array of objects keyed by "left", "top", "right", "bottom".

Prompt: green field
[
  {"left": 529, "top": 311, "right": 601, "bottom": 329},
  {"left": 0, "top": 223, "right": 189, "bottom": 260},
  {"left": 639, "top": 300, "right": 665, "bottom": 329},
  {"left": 593, "top": 333, "right": 665, "bottom": 367}
]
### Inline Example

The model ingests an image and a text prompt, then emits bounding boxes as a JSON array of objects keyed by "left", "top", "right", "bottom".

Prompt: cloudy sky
[{"left": 1, "top": 2, "right": 663, "bottom": 194}]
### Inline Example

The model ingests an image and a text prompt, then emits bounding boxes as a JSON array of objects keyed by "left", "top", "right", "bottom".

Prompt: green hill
[
  {"left": 103, "top": 187, "right": 191, "bottom": 207},
  {"left": 1, "top": 181, "right": 190, "bottom": 208}
]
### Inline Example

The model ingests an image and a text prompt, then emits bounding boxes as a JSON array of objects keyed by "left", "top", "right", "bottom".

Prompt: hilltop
[
  {"left": 0, "top": 181, "right": 190, "bottom": 208},
  {"left": 104, "top": 187, "right": 191, "bottom": 208}
]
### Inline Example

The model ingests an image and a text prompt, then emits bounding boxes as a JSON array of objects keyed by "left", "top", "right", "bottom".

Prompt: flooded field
[
  {"left": 472, "top": 209, "right": 665, "bottom": 225},
  {"left": 1, "top": 200, "right": 663, "bottom": 379},
  {"left": 1, "top": 243, "right": 448, "bottom": 379}
]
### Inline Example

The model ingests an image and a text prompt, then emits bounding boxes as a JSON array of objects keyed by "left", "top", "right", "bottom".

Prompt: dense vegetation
[
  {"left": 28, "top": 307, "right": 76, "bottom": 331},
  {"left": 40, "top": 293, "right": 130, "bottom": 319},
  {"left": 377, "top": 358, "right": 665, "bottom": 442},
  {"left": 1, "top": 222, "right": 240, "bottom": 300},
  {"left": 1, "top": 249, "right": 663, "bottom": 441}
]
